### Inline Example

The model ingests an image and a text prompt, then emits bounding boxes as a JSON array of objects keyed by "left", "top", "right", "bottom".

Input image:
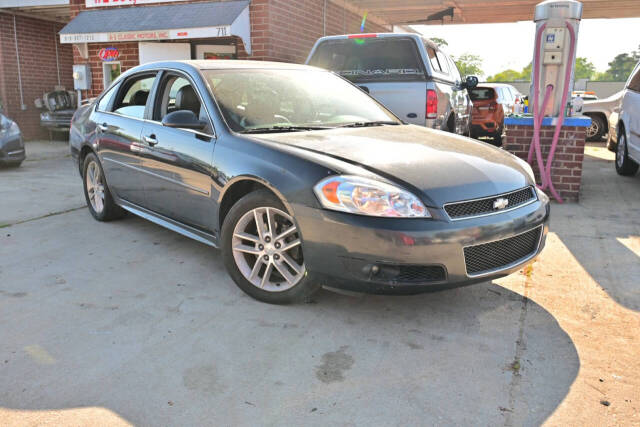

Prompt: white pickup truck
[{"left": 306, "top": 33, "right": 478, "bottom": 135}]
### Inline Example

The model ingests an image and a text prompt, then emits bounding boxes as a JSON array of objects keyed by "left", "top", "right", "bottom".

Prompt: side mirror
[
  {"left": 162, "top": 110, "right": 207, "bottom": 131},
  {"left": 462, "top": 76, "right": 479, "bottom": 90}
]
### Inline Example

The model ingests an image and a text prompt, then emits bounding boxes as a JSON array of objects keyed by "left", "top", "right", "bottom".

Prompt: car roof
[{"left": 132, "top": 59, "right": 322, "bottom": 73}]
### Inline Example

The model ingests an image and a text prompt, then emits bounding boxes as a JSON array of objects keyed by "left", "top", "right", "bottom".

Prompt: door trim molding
[{"left": 103, "top": 157, "right": 210, "bottom": 195}]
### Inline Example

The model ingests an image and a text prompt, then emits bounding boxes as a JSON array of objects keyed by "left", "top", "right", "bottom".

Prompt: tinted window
[
  {"left": 154, "top": 74, "right": 210, "bottom": 133},
  {"left": 308, "top": 37, "right": 425, "bottom": 82},
  {"left": 205, "top": 69, "right": 398, "bottom": 132},
  {"left": 112, "top": 74, "right": 156, "bottom": 119},
  {"left": 469, "top": 88, "right": 496, "bottom": 101},
  {"left": 628, "top": 66, "right": 640, "bottom": 92},
  {"left": 97, "top": 82, "right": 119, "bottom": 112}
]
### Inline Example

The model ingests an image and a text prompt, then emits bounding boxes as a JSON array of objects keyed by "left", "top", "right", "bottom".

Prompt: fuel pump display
[{"left": 527, "top": 0, "right": 583, "bottom": 202}]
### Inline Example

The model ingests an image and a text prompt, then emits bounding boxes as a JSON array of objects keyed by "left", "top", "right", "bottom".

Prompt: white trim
[{"left": 86, "top": 0, "right": 187, "bottom": 7}]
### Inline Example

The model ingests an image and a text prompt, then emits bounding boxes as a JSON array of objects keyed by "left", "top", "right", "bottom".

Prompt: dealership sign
[
  {"left": 86, "top": 0, "right": 188, "bottom": 7},
  {"left": 98, "top": 47, "right": 119, "bottom": 61},
  {"left": 60, "top": 26, "right": 230, "bottom": 44}
]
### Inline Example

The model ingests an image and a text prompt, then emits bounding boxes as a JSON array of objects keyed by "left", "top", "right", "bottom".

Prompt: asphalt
[{"left": 0, "top": 140, "right": 638, "bottom": 426}]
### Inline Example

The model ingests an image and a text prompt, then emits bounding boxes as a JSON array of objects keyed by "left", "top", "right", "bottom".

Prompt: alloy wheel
[
  {"left": 617, "top": 134, "right": 626, "bottom": 168},
  {"left": 586, "top": 120, "right": 599, "bottom": 139},
  {"left": 86, "top": 161, "right": 105, "bottom": 213},
  {"left": 231, "top": 206, "right": 305, "bottom": 292}
]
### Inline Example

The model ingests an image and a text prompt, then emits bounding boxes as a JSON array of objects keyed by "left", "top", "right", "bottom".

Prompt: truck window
[
  {"left": 469, "top": 88, "right": 495, "bottom": 101},
  {"left": 627, "top": 66, "right": 640, "bottom": 92},
  {"left": 308, "top": 37, "right": 426, "bottom": 83},
  {"left": 426, "top": 47, "right": 441, "bottom": 72},
  {"left": 435, "top": 50, "right": 450, "bottom": 75}
]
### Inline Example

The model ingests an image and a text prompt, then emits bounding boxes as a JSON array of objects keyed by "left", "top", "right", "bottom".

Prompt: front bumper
[
  {"left": 294, "top": 190, "right": 550, "bottom": 294},
  {"left": 0, "top": 135, "right": 25, "bottom": 164}
]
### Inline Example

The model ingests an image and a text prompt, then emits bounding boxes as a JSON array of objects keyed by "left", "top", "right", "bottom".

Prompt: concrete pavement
[{"left": 0, "top": 141, "right": 638, "bottom": 426}]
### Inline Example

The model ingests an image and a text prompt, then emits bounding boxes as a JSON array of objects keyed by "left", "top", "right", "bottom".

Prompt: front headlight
[
  {"left": 313, "top": 175, "right": 431, "bottom": 218},
  {"left": 0, "top": 121, "right": 20, "bottom": 138}
]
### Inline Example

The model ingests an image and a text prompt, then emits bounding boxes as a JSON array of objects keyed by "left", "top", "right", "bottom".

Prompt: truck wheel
[{"left": 586, "top": 115, "right": 605, "bottom": 141}]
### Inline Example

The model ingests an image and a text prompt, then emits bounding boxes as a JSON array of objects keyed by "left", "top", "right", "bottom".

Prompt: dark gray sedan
[
  {"left": 70, "top": 60, "right": 549, "bottom": 304},
  {"left": 0, "top": 113, "right": 25, "bottom": 167}
]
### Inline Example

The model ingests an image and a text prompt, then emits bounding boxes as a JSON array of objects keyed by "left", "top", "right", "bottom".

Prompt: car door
[
  {"left": 139, "top": 71, "right": 216, "bottom": 231},
  {"left": 624, "top": 64, "right": 640, "bottom": 160},
  {"left": 94, "top": 72, "right": 158, "bottom": 206}
]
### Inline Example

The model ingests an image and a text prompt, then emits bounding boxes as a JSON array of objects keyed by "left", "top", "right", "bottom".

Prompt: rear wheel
[
  {"left": 615, "top": 132, "right": 639, "bottom": 176},
  {"left": 82, "top": 152, "right": 124, "bottom": 221},
  {"left": 221, "top": 190, "right": 320, "bottom": 304}
]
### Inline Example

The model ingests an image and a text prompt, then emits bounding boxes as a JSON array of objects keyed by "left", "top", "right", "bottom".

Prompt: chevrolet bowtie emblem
[{"left": 493, "top": 198, "right": 509, "bottom": 210}]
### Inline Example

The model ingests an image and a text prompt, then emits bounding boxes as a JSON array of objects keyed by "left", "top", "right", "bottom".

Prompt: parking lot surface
[{"left": 1, "top": 141, "right": 639, "bottom": 426}]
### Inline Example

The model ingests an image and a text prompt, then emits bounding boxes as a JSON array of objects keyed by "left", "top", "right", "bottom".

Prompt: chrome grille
[
  {"left": 444, "top": 187, "right": 536, "bottom": 220},
  {"left": 376, "top": 264, "right": 446, "bottom": 284},
  {"left": 464, "top": 226, "right": 542, "bottom": 276}
]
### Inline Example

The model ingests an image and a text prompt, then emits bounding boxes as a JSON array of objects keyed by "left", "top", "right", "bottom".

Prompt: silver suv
[
  {"left": 306, "top": 33, "right": 478, "bottom": 135},
  {"left": 613, "top": 61, "right": 640, "bottom": 176}
]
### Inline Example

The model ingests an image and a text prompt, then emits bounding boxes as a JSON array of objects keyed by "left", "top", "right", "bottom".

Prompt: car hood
[{"left": 252, "top": 125, "right": 532, "bottom": 207}]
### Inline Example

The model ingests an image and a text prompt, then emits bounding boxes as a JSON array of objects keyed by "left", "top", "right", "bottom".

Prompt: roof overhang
[
  {"left": 348, "top": 0, "right": 640, "bottom": 25},
  {"left": 0, "top": 0, "right": 70, "bottom": 23},
  {"left": 59, "top": 0, "right": 251, "bottom": 53}
]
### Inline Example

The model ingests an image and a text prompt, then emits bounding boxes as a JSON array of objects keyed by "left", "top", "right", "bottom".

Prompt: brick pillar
[{"left": 503, "top": 117, "right": 590, "bottom": 202}]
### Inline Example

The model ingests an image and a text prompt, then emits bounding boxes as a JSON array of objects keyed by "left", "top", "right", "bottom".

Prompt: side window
[
  {"left": 627, "top": 66, "right": 640, "bottom": 92},
  {"left": 97, "top": 82, "right": 120, "bottom": 112},
  {"left": 111, "top": 74, "right": 156, "bottom": 119},
  {"left": 448, "top": 56, "right": 462, "bottom": 81},
  {"left": 435, "top": 50, "right": 450, "bottom": 75},
  {"left": 154, "top": 74, "right": 211, "bottom": 133},
  {"left": 426, "top": 47, "right": 441, "bottom": 73}
]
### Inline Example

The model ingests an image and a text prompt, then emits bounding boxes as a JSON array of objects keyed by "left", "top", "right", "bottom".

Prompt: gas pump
[{"left": 527, "top": 0, "right": 582, "bottom": 202}]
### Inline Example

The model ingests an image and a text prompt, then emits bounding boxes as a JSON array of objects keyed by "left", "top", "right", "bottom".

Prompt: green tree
[
  {"left": 574, "top": 57, "right": 596, "bottom": 80},
  {"left": 454, "top": 53, "right": 483, "bottom": 77},
  {"left": 595, "top": 47, "right": 640, "bottom": 81},
  {"left": 429, "top": 37, "right": 448, "bottom": 48}
]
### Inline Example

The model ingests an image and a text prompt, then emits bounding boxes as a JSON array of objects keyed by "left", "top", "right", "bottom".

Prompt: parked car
[
  {"left": 579, "top": 90, "right": 624, "bottom": 142},
  {"left": 70, "top": 60, "right": 549, "bottom": 304},
  {"left": 35, "top": 90, "right": 77, "bottom": 139},
  {"left": 469, "top": 83, "right": 521, "bottom": 145},
  {"left": 306, "top": 33, "right": 478, "bottom": 135},
  {"left": 0, "top": 112, "right": 25, "bottom": 167},
  {"left": 613, "top": 62, "right": 640, "bottom": 176}
]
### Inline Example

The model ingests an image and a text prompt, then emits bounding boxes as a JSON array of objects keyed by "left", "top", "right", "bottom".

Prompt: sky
[{"left": 411, "top": 18, "right": 640, "bottom": 78}]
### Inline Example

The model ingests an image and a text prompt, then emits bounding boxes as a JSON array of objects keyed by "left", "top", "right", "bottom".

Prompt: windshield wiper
[
  {"left": 337, "top": 121, "right": 401, "bottom": 128},
  {"left": 240, "top": 125, "right": 332, "bottom": 134}
]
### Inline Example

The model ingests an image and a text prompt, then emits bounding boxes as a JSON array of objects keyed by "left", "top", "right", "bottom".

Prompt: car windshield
[{"left": 204, "top": 69, "right": 400, "bottom": 133}]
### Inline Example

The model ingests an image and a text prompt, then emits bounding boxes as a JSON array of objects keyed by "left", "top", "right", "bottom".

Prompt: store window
[{"left": 103, "top": 62, "right": 121, "bottom": 90}]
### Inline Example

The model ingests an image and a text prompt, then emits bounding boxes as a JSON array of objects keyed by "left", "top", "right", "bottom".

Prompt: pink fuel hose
[{"left": 527, "top": 20, "right": 577, "bottom": 203}]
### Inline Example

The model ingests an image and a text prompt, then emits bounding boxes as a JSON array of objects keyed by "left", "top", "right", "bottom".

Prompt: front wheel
[
  {"left": 221, "top": 190, "right": 320, "bottom": 304},
  {"left": 615, "top": 132, "right": 639, "bottom": 176}
]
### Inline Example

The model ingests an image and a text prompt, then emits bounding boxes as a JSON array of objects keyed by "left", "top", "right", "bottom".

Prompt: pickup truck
[{"left": 306, "top": 33, "right": 478, "bottom": 135}]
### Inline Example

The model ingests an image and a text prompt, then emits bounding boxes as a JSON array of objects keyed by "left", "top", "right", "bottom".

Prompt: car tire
[
  {"left": 493, "top": 129, "right": 503, "bottom": 147},
  {"left": 82, "top": 152, "right": 124, "bottom": 221},
  {"left": 221, "top": 189, "right": 321, "bottom": 304},
  {"left": 586, "top": 114, "right": 605, "bottom": 141},
  {"left": 615, "top": 132, "right": 639, "bottom": 176}
]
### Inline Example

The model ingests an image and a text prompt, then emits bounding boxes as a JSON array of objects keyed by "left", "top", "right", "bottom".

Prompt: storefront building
[
  {"left": 0, "top": 0, "right": 388, "bottom": 140},
  {"left": 63, "top": 0, "right": 390, "bottom": 100}
]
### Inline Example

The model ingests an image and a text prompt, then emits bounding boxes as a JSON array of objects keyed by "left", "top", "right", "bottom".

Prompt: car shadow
[
  {"left": 552, "top": 146, "right": 640, "bottom": 311},
  {"left": 1, "top": 213, "right": 579, "bottom": 426}
]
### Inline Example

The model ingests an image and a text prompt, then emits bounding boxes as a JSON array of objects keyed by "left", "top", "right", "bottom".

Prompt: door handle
[
  {"left": 143, "top": 135, "right": 158, "bottom": 146},
  {"left": 97, "top": 123, "right": 108, "bottom": 132},
  {"left": 407, "top": 113, "right": 417, "bottom": 118}
]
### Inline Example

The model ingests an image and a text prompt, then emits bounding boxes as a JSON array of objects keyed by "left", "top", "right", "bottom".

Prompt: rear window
[
  {"left": 308, "top": 37, "right": 426, "bottom": 83},
  {"left": 470, "top": 88, "right": 496, "bottom": 101}
]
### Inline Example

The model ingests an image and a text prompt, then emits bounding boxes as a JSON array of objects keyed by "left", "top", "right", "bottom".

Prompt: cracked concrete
[{"left": 0, "top": 141, "right": 638, "bottom": 426}]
